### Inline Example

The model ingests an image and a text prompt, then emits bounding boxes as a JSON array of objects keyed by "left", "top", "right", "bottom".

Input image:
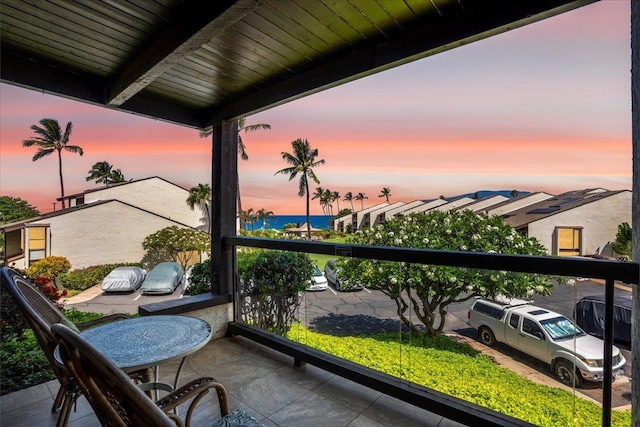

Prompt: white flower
[
  {"left": 472, "top": 234, "right": 480, "bottom": 241},
  {"left": 500, "top": 270, "right": 507, "bottom": 275},
  {"left": 466, "top": 285, "right": 474, "bottom": 291},
  {"left": 506, "top": 235, "right": 514, "bottom": 241},
  {"left": 388, "top": 231, "right": 395, "bottom": 237},
  {"left": 444, "top": 218, "right": 450, "bottom": 225},
  {"left": 375, "top": 233, "right": 382, "bottom": 239},
  {"left": 567, "top": 279, "right": 576, "bottom": 286},
  {"left": 394, "top": 238, "right": 402, "bottom": 245},
  {"left": 449, "top": 276, "right": 457, "bottom": 283},
  {"left": 445, "top": 229, "right": 452, "bottom": 234},
  {"left": 526, "top": 289, "right": 534, "bottom": 296},
  {"left": 535, "top": 285, "right": 544, "bottom": 293},
  {"left": 390, "top": 277, "right": 398, "bottom": 284},
  {"left": 460, "top": 245, "right": 467, "bottom": 251},
  {"left": 423, "top": 238, "right": 430, "bottom": 245}
]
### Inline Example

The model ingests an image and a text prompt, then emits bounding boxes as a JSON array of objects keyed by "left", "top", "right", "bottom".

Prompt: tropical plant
[
  {"left": 256, "top": 208, "right": 275, "bottom": 229},
  {"left": 343, "top": 192, "right": 354, "bottom": 211},
  {"left": 186, "top": 183, "right": 212, "bottom": 234},
  {"left": 199, "top": 118, "right": 271, "bottom": 218},
  {"left": 240, "top": 208, "right": 257, "bottom": 230},
  {"left": 184, "top": 259, "right": 213, "bottom": 295},
  {"left": 22, "top": 118, "right": 84, "bottom": 209},
  {"left": 611, "top": 222, "right": 632, "bottom": 259},
  {"left": 354, "top": 192, "right": 368, "bottom": 210},
  {"left": 86, "top": 161, "right": 127, "bottom": 185},
  {"left": 0, "top": 196, "right": 40, "bottom": 225},
  {"left": 331, "top": 191, "right": 340, "bottom": 213},
  {"left": 142, "top": 226, "right": 211, "bottom": 271},
  {"left": 510, "top": 189, "right": 519, "bottom": 198},
  {"left": 25, "top": 256, "right": 71, "bottom": 285},
  {"left": 338, "top": 210, "right": 554, "bottom": 336},
  {"left": 237, "top": 250, "right": 314, "bottom": 335},
  {"left": 275, "top": 138, "right": 325, "bottom": 240},
  {"left": 379, "top": 187, "right": 391, "bottom": 202}
]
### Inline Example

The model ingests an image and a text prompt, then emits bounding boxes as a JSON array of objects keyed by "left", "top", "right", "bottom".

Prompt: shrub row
[{"left": 286, "top": 325, "right": 631, "bottom": 427}]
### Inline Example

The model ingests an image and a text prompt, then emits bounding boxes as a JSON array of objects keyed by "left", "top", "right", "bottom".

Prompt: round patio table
[{"left": 56, "top": 315, "right": 212, "bottom": 392}]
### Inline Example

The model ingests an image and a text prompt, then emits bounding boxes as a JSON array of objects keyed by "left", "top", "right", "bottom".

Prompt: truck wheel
[
  {"left": 478, "top": 326, "right": 496, "bottom": 347},
  {"left": 555, "top": 360, "right": 583, "bottom": 388}
]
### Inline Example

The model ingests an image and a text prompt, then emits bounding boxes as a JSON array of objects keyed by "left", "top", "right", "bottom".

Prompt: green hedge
[
  {"left": 286, "top": 325, "right": 631, "bottom": 427},
  {"left": 57, "top": 263, "right": 142, "bottom": 291}
]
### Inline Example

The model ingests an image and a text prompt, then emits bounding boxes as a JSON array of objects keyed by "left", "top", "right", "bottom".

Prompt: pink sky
[{"left": 0, "top": 1, "right": 632, "bottom": 215}]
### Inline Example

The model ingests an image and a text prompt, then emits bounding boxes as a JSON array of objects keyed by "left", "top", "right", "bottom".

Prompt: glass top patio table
[{"left": 78, "top": 315, "right": 212, "bottom": 371}]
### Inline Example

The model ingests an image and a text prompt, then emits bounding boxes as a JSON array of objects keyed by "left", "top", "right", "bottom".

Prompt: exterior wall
[
  {"left": 369, "top": 202, "right": 406, "bottom": 227},
  {"left": 526, "top": 192, "right": 632, "bottom": 255},
  {"left": 45, "top": 201, "right": 193, "bottom": 269},
  {"left": 487, "top": 192, "right": 553, "bottom": 216},
  {"left": 352, "top": 203, "right": 389, "bottom": 230},
  {"left": 84, "top": 178, "right": 206, "bottom": 230}
]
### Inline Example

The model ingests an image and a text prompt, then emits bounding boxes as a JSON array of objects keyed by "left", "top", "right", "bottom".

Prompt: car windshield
[
  {"left": 540, "top": 316, "right": 585, "bottom": 340},
  {"left": 313, "top": 267, "right": 323, "bottom": 276}
]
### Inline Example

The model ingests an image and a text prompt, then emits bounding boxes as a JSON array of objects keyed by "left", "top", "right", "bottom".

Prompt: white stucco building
[{"left": 2, "top": 177, "right": 208, "bottom": 269}]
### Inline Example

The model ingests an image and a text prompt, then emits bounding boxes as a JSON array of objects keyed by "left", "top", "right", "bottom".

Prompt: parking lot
[{"left": 66, "top": 277, "right": 632, "bottom": 408}]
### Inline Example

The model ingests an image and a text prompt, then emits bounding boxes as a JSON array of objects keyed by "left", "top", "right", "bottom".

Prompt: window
[
  {"left": 556, "top": 227, "right": 581, "bottom": 256},
  {"left": 522, "top": 318, "right": 543, "bottom": 339},
  {"left": 27, "top": 227, "right": 47, "bottom": 264},
  {"left": 509, "top": 314, "right": 520, "bottom": 329}
]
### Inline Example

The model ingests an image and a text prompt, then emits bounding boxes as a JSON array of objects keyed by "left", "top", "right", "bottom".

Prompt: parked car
[
  {"left": 324, "top": 260, "right": 362, "bottom": 291},
  {"left": 140, "top": 262, "right": 184, "bottom": 295},
  {"left": 101, "top": 266, "right": 146, "bottom": 292},
  {"left": 307, "top": 266, "right": 328, "bottom": 291},
  {"left": 468, "top": 296, "right": 626, "bottom": 388},
  {"left": 574, "top": 294, "right": 632, "bottom": 346}
]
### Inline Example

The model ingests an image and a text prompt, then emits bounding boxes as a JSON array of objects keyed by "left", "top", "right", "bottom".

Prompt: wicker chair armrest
[
  {"left": 156, "top": 377, "right": 229, "bottom": 427},
  {"left": 75, "top": 313, "right": 129, "bottom": 330}
]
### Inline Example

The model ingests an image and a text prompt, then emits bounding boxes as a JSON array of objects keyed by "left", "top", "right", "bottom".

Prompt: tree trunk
[
  {"left": 305, "top": 178, "right": 311, "bottom": 240},
  {"left": 58, "top": 150, "right": 65, "bottom": 209}
]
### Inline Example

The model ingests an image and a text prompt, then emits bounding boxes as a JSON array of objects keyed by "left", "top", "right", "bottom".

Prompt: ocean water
[{"left": 249, "top": 215, "right": 331, "bottom": 230}]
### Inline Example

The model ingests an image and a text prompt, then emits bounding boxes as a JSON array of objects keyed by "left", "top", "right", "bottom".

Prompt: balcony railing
[{"left": 225, "top": 236, "right": 639, "bottom": 427}]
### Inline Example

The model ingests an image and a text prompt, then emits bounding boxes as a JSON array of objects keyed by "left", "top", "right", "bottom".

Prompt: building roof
[
  {"left": 59, "top": 176, "right": 189, "bottom": 202},
  {"left": 502, "top": 189, "right": 630, "bottom": 229},
  {"left": 1, "top": 0, "right": 595, "bottom": 129}
]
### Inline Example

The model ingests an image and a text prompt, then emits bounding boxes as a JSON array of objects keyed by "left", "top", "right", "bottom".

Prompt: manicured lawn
[{"left": 310, "top": 236, "right": 351, "bottom": 269}]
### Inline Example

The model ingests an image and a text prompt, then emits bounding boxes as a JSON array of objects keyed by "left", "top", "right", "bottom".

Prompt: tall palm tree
[
  {"left": 379, "top": 187, "right": 391, "bottom": 202},
  {"left": 321, "top": 189, "right": 333, "bottom": 216},
  {"left": 186, "top": 183, "right": 212, "bottom": 234},
  {"left": 344, "top": 192, "right": 354, "bottom": 211},
  {"left": 312, "top": 187, "right": 325, "bottom": 213},
  {"left": 354, "top": 192, "right": 368, "bottom": 210},
  {"left": 86, "top": 161, "right": 128, "bottom": 185},
  {"left": 275, "top": 138, "right": 325, "bottom": 240},
  {"left": 199, "top": 118, "right": 271, "bottom": 219},
  {"left": 22, "top": 118, "right": 83, "bottom": 209},
  {"left": 256, "top": 208, "right": 275, "bottom": 229},
  {"left": 331, "top": 191, "right": 340, "bottom": 213},
  {"left": 511, "top": 189, "right": 519, "bottom": 198}
]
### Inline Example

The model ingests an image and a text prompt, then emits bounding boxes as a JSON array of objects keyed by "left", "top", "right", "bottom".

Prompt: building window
[
  {"left": 556, "top": 227, "right": 581, "bottom": 256},
  {"left": 28, "top": 227, "right": 47, "bottom": 264}
]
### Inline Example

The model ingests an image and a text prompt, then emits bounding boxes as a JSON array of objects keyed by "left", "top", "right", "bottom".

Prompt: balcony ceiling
[{"left": 1, "top": 0, "right": 595, "bottom": 129}]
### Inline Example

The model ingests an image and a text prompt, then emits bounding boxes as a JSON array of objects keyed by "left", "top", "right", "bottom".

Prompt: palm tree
[
  {"left": 256, "top": 208, "right": 275, "bottom": 229},
  {"left": 22, "top": 118, "right": 83, "bottom": 209},
  {"left": 354, "top": 192, "right": 368, "bottom": 210},
  {"left": 86, "top": 161, "right": 128, "bottom": 185},
  {"left": 186, "top": 183, "right": 212, "bottom": 234},
  {"left": 312, "top": 187, "right": 325, "bottom": 213},
  {"left": 321, "top": 189, "right": 333, "bottom": 216},
  {"left": 511, "top": 189, "right": 519, "bottom": 198},
  {"left": 275, "top": 138, "right": 325, "bottom": 240},
  {"left": 199, "top": 118, "right": 271, "bottom": 219},
  {"left": 331, "top": 191, "right": 340, "bottom": 213},
  {"left": 379, "top": 187, "right": 391, "bottom": 202},
  {"left": 344, "top": 192, "right": 354, "bottom": 211}
]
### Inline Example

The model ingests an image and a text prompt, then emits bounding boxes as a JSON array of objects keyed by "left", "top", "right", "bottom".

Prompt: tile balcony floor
[{"left": 0, "top": 336, "right": 464, "bottom": 427}]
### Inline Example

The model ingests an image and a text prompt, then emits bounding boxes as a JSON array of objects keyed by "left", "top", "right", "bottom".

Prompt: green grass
[
  {"left": 310, "top": 236, "right": 351, "bottom": 269},
  {"left": 286, "top": 325, "right": 631, "bottom": 427}
]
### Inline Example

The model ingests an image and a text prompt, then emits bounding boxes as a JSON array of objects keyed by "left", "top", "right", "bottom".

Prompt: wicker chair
[
  {"left": 0, "top": 267, "right": 153, "bottom": 427},
  {"left": 52, "top": 322, "right": 263, "bottom": 427}
]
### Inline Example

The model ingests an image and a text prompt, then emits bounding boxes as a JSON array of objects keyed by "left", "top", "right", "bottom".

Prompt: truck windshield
[{"left": 540, "top": 316, "right": 585, "bottom": 341}]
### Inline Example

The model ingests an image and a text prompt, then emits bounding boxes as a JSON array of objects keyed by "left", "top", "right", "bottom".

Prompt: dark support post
[
  {"left": 211, "top": 120, "right": 238, "bottom": 300},
  {"left": 632, "top": 1, "right": 639, "bottom": 426},
  {"left": 602, "top": 279, "right": 614, "bottom": 427}
]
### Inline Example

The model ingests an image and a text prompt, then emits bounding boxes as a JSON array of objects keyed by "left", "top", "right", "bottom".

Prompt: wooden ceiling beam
[
  {"left": 204, "top": 0, "right": 595, "bottom": 122},
  {"left": 107, "top": 0, "right": 264, "bottom": 106}
]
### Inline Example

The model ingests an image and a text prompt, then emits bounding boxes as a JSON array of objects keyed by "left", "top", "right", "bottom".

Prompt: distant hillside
[{"left": 425, "top": 190, "right": 530, "bottom": 202}]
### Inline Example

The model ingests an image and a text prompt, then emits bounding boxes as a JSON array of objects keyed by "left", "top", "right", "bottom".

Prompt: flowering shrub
[
  {"left": 339, "top": 210, "right": 554, "bottom": 336},
  {"left": 142, "top": 226, "right": 210, "bottom": 271},
  {"left": 25, "top": 256, "right": 71, "bottom": 282},
  {"left": 33, "top": 277, "right": 67, "bottom": 309}
]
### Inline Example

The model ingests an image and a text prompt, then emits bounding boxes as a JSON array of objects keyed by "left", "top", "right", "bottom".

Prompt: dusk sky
[{"left": 0, "top": 1, "right": 632, "bottom": 215}]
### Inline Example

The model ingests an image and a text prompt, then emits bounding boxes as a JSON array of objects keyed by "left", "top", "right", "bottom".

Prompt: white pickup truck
[{"left": 468, "top": 297, "right": 626, "bottom": 388}]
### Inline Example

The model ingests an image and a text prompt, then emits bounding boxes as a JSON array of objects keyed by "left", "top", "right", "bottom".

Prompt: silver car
[{"left": 324, "top": 260, "right": 362, "bottom": 292}]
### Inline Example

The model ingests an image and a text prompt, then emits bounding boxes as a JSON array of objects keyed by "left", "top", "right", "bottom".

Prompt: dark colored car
[
  {"left": 574, "top": 294, "right": 632, "bottom": 346},
  {"left": 323, "top": 260, "right": 363, "bottom": 292}
]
